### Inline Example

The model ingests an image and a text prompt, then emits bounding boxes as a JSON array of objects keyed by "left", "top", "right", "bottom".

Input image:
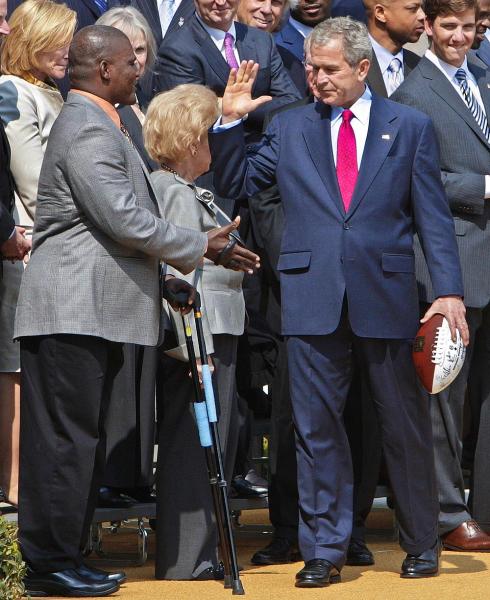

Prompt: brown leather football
[{"left": 412, "top": 314, "right": 466, "bottom": 394}]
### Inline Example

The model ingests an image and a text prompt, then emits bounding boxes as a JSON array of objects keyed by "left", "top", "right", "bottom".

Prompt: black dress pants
[
  {"left": 19, "top": 334, "right": 123, "bottom": 573},
  {"left": 103, "top": 343, "right": 157, "bottom": 489}
]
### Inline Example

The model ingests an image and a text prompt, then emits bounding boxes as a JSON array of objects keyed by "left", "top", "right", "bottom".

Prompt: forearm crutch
[{"left": 180, "top": 294, "right": 244, "bottom": 595}]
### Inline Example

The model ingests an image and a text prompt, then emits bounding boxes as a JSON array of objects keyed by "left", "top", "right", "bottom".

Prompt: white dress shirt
[
  {"left": 425, "top": 49, "right": 490, "bottom": 197},
  {"left": 369, "top": 34, "right": 405, "bottom": 96},
  {"left": 197, "top": 17, "right": 240, "bottom": 65},
  {"left": 289, "top": 16, "right": 312, "bottom": 39},
  {"left": 330, "top": 86, "right": 373, "bottom": 168},
  {"left": 157, "top": 0, "right": 183, "bottom": 38}
]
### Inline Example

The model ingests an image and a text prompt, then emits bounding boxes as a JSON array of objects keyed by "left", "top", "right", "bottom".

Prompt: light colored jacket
[
  {"left": 14, "top": 93, "right": 206, "bottom": 345},
  {"left": 0, "top": 75, "right": 64, "bottom": 228},
  {"left": 152, "top": 170, "right": 245, "bottom": 360}
]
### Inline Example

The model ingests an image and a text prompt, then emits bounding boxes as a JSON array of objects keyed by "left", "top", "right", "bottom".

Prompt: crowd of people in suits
[{"left": 0, "top": 0, "right": 489, "bottom": 596}]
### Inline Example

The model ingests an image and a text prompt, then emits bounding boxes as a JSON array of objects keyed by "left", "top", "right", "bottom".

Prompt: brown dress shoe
[{"left": 442, "top": 520, "right": 490, "bottom": 551}]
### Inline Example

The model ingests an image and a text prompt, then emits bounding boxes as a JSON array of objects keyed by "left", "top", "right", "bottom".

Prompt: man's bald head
[
  {"left": 69, "top": 25, "right": 138, "bottom": 105},
  {"left": 69, "top": 25, "right": 131, "bottom": 84},
  {"left": 363, "top": 0, "right": 425, "bottom": 51}
]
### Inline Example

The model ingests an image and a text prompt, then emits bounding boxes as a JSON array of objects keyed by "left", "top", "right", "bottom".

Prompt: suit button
[{"left": 343, "top": 223, "right": 350, "bottom": 230}]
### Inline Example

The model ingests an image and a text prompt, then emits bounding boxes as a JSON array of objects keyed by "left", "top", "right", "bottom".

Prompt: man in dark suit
[
  {"left": 154, "top": 0, "right": 301, "bottom": 137},
  {"left": 211, "top": 16, "right": 468, "bottom": 586},
  {"left": 237, "top": 0, "right": 309, "bottom": 95},
  {"left": 393, "top": 0, "right": 490, "bottom": 551},
  {"left": 275, "top": 0, "right": 331, "bottom": 62},
  {"left": 364, "top": 0, "right": 424, "bottom": 96},
  {"left": 471, "top": 0, "right": 490, "bottom": 65}
]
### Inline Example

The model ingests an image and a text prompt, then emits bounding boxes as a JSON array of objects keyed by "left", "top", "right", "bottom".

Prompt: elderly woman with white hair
[{"left": 144, "top": 83, "right": 245, "bottom": 581}]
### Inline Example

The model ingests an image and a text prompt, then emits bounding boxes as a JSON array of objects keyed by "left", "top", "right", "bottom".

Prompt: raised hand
[{"left": 221, "top": 60, "right": 272, "bottom": 124}]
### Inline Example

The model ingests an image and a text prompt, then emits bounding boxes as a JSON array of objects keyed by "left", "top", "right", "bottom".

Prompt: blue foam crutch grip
[
  {"left": 193, "top": 402, "right": 212, "bottom": 447},
  {"left": 201, "top": 364, "right": 217, "bottom": 423}
]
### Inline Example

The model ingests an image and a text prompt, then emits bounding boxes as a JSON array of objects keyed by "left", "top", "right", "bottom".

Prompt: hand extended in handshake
[
  {"left": 205, "top": 216, "right": 259, "bottom": 274},
  {"left": 0, "top": 226, "right": 32, "bottom": 261}
]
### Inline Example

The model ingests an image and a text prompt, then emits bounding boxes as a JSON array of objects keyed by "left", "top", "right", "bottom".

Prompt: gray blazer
[
  {"left": 392, "top": 57, "right": 490, "bottom": 308},
  {"left": 14, "top": 93, "right": 206, "bottom": 345},
  {"left": 152, "top": 170, "right": 245, "bottom": 360}
]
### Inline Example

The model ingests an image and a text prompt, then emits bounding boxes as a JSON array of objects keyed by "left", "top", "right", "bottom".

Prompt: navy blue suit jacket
[
  {"left": 155, "top": 16, "right": 301, "bottom": 138},
  {"left": 331, "top": 0, "right": 366, "bottom": 21},
  {"left": 210, "top": 96, "right": 463, "bottom": 338},
  {"left": 274, "top": 20, "right": 304, "bottom": 63}
]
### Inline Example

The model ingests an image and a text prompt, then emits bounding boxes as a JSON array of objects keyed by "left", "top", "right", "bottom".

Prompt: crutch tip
[{"left": 232, "top": 580, "right": 245, "bottom": 595}]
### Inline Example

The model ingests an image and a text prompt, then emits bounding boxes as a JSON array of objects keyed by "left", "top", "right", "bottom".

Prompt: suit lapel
[
  {"left": 191, "top": 17, "right": 230, "bottom": 85},
  {"left": 347, "top": 95, "right": 398, "bottom": 219},
  {"left": 420, "top": 58, "right": 489, "bottom": 147},
  {"left": 235, "top": 22, "right": 259, "bottom": 63},
  {"left": 402, "top": 49, "right": 420, "bottom": 76},
  {"left": 367, "top": 53, "right": 388, "bottom": 98},
  {"left": 167, "top": 0, "right": 195, "bottom": 38},
  {"left": 302, "top": 104, "right": 345, "bottom": 219}
]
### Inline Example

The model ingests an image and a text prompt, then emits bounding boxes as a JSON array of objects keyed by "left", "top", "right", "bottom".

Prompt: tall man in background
[{"left": 393, "top": 0, "right": 490, "bottom": 551}]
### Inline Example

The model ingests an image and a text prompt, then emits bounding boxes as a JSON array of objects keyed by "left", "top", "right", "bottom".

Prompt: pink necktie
[
  {"left": 224, "top": 32, "right": 239, "bottom": 69},
  {"left": 336, "top": 109, "right": 358, "bottom": 212}
]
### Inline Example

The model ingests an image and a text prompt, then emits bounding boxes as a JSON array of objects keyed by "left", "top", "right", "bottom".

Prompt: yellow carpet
[{"left": 57, "top": 508, "right": 490, "bottom": 599}]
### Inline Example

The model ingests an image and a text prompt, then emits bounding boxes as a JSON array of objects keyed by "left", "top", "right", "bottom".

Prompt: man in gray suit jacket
[
  {"left": 393, "top": 0, "right": 490, "bottom": 552},
  {"left": 16, "top": 26, "right": 258, "bottom": 598},
  {"left": 364, "top": 0, "right": 424, "bottom": 97}
]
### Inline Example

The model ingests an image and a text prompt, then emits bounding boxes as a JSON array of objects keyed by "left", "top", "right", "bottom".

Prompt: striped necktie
[
  {"left": 93, "top": 0, "right": 107, "bottom": 14},
  {"left": 455, "top": 68, "right": 490, "bottom": 143},
  {"left": 386, "top": 57, "right": 403, "bottom": 96}
]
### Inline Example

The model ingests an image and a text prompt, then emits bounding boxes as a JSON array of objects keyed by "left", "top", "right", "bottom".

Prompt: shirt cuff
[
  {"left": 212, "top": 116, "right": 243, "bottom": 132},
  {"left": 485, "top": 175, "right": 490, "bottom": 199},
  {"left": 8, "top": 226, "right": 16, "bottom": 239}
]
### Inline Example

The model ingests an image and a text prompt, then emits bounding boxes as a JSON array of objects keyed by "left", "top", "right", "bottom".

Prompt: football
[{"left": 412, "top": 314, "right": 466, "bottom": 394}]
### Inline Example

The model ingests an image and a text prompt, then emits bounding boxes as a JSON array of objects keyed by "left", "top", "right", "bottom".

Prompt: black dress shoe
[
  {"left": 121, "top": 486, "right": 156, "bottom": 504},
  {"left": 77, "top": 564, "right": 126, "bottom": 584},
  {"left": 194, "top": 562, "right": 225, "bottom": 581},
  {"left": 231, "top": 475, "right": 268, "bottom": 498},
  {"left": 251, "top": 537, "right": 301, "bottom": 565},
  {"left": 24, "top": 567, "right": 119, "bottom": 597},
  {"left": 98, "top": 486, "right": 136, "bottom": 509},
  {"left": 400, "top": 541, "right": 440, "bottom": 579},
  {"left": 295, "top": 559, "right": 341, "bottom": 588},
  {"left": 345, "top": 539, "right": 375, "bottom": 566}
]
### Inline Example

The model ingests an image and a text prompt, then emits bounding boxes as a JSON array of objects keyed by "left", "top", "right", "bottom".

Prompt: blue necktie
[{"left": 455, "top": 68, "right": 490, "bottom": 143}]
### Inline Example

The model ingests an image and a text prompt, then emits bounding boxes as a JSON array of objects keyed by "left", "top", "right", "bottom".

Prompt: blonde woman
[
  {"left": 0, "top": 0, "right": 76, "bottom": 506},
  {"left": 144, "top": 84, "right": 245, "bottom": 580}
]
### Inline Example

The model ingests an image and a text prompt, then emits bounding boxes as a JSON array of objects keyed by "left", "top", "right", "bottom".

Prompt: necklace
[{"left": 160, "top": 163, "right": 181, "bottom": 177}]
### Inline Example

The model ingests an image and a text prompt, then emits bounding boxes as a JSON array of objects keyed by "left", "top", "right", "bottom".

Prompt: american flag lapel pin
[
  {"left": 179, "top": 17, "right": 185, "bottom": 26},
  {"left": 382, "top": 134, "right": 390, "bottom": 140}
]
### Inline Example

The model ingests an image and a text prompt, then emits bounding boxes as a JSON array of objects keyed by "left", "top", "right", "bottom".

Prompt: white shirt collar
[
  {"left": 197, "top": 14, "right": 236, "bottom": 51},
  {"left": 369, "top": 34, "right": 404, "bottom": 75},
  {"left": 486, "top": 29, "right": 490, "bottom": 43},
  {"left": 330, "top": 86, "right": 373, "bottom": 125},
  {"left": 289, "top": 16, "right": 312, "bottom": 39},
  {"left": 425, "top": 48, "right": 471, "bottom": 84}
]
